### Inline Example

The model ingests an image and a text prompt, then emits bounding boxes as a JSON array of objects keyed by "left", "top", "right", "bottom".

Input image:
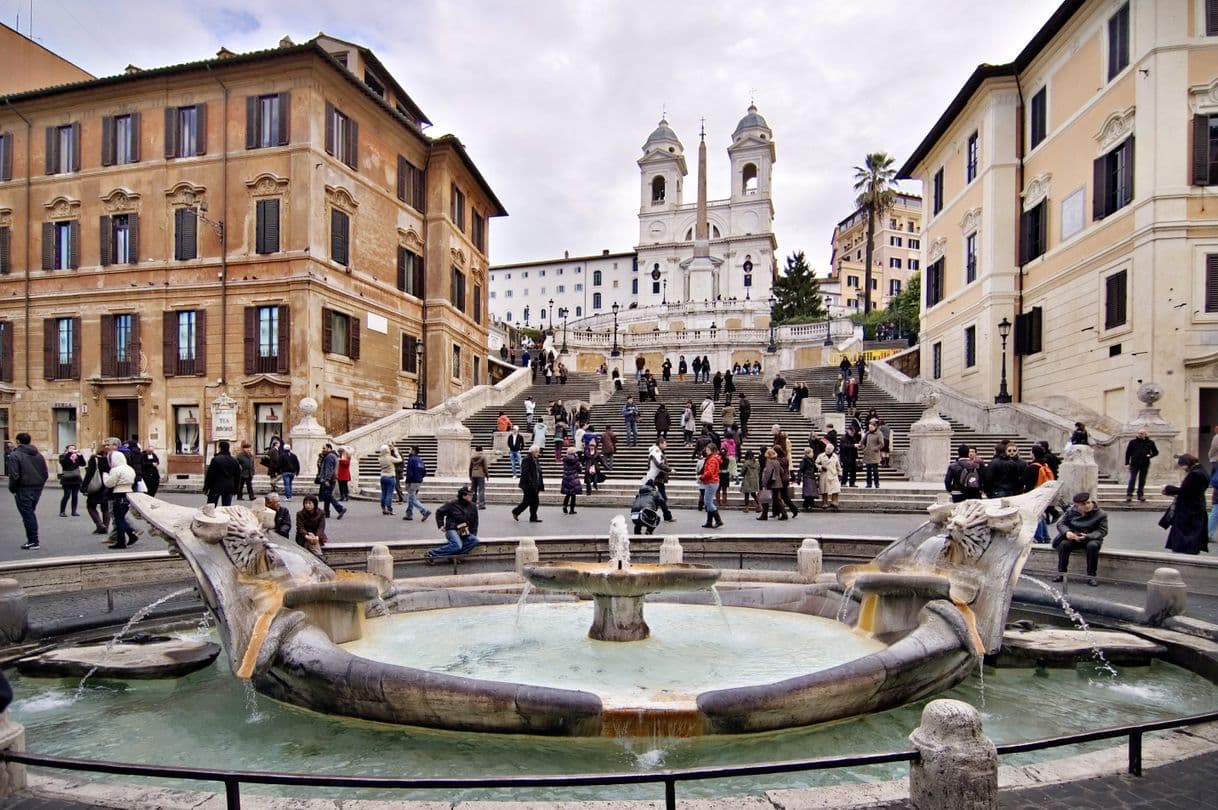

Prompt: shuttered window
[
  {"left": 963, "top": 325, "right": 976, "bottom": 369},
  {"left": 42, "top": 220, "right": 79, "bottom": 270},
  {"left": 964, "top": 232, "right": 977, "bottom": 283},
  {"left": 1207, "top": 254, "right": 1218, "bottom": 313},
  {"left": 1108, "top": 3, "right": 1130, "bottom": 81},
  {"left": 174, "top": 207, "right": 198, "bottom": 260},
  {"left": 966, "top": 132, "right": 978, "bottom": 183},
  {"left": 245, "top": 92, "right": 290, "bottom": 149},
  {"left": 931, "top": 342, "right": 941, "bottom": 380},
  {"left": 44, "top": 123, "right": 80, "bottom": 175},
  {"left": 932, "top": 167, "right": 944, "bottom": 214},
  {"left": 100, "top": 313, "right": 138, "bottom": 378},
  {"left": 101, "top": 113, "right": 140, "bottom": 166},
  {"left": 1029, "top": 87, "right": 1047, "bottom": 149},
  {"left": 401, "top": 333, "right": 419, "bottom": 373},
  {"left": 472, "top": 210, "right": 486, "bottom": 252},
  {"left": 1014, "top": 307, "right": 1043, "bottom": 356},
  {"left": 0, "top": 226, "right": 9, "bottom": 275},
  {"left": 397, "top": 246, "right": 424, "bottom": 297},
  {"left": 324, "top": 102, "right": 358, "bottom": 169},
  {"left": 330, "top": 208, "right": 349, "bottom": 265},
  {"left": 1020, "top": 201, "right": 1047, "bottom": 263},
  {"left": 163, "top": 310, "right": 206, "bottom": 377},
  {"left": 1104, "top": 270, "right": 1128, "bottom": 329},
  {"left": 322, "top": 309, "right": 360, "bottom": 360},
  {"left": 450, "top": 184, "right": 466, "bottom": 232},
  {"left": 0, "top": 131, "right": 12, "bottom": 181},
  {"left": 164, "top": 104, "right": 206, "bottom": 158},
  {"left": 925, "top": 257, "right": 944, "bottom": 307},
  {"left": 1209, "top": 0, "right": 1218, "bottom": 35},
  {"left": 43, "top": 317, "right": 80, "bottom": 380},
  {"left": 473, "top": 284, "right": 482, "bottom": 325},
  {"left": 244, "top": 305, "right": 289, "bottom": 374},
  {"left": 99, "top": 213, "right": 138, "bottom": 266},
  {"left": 0, "top": 321, "right": 10, "bottom": 382},
  {"left": 256, "top": 199, "right": 280, "bottom": 254},
  {"left": 1093, "top": 137, "right": 1134, "bottom": 220},
  {"left": 1191, "top": 115, "right": 1218, "bottom": 186},
  {"left": 451, "top": 266, "right": 466, "bottom": 312},
  {"left": 397, "top": 156, "right": 425, "bottom": 211}
]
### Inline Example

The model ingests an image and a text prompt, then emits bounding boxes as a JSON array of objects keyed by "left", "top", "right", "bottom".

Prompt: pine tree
[{"left": 771, "top": 251, "right": 826, "bottom": 324}]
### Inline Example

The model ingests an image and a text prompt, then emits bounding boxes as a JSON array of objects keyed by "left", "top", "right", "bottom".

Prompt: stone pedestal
[
  {"left": 659, "top": 536, "right": 684, "bottom": 564},
  {"left": 1118, "top": 383, "right": 1179, "bottom": 487},
  {"left": 367, "top": 544, "right": 394, "bottom": 583},
  {"left": 800, "top": 397, "right": 822, "bottom": 419},
  {"left": 0, "top": 579, "right": 28, "bottom": 645},
  {"left": 515, "top": 538, "right": 539, "bottom": 576},
  {"left": 905, "top": 393, "right": 952, "bottom": 483},
  {"left": 797, "top": 538, "right": 822, "bottom": 580},
  {"left": 435, "top": 399, "right": 473, "bottom": 479},
  {"left": 1058, "top": 443, "right": 1099, "bottom": 504},
  {"left": 0, "top": 713, "right": 27, "bottom": 794},
  {"left": 492, "top": 431, "right": 509, "bottom": 455},
  {"left": 288, "top": 397, "right": 330, "bottom": 483},
  {"left": 822, "top": 412, "right": 845, "bottom": 435},
  {"left": 1143, "top": 567, "right": 1188, "bottom": 626},
  {"left": 909, "top": 699, "right": 997, "bottom": 810}
]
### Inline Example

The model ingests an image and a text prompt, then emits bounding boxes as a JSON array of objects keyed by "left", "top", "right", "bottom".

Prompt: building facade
[
  {"left": 0, "top": 34, "right": 504, "bottom": 470},
  {"left": 823, "top": 192, "right": 923, "bottom": 314},
  {"left": 487, "top": 249, "right": 637, "bottom": 329},
  {"left": 0, "top": 23, "right": 93, "bottom": 96},
  {"left": 901, "top": 0, "right": 1218, "bottom": 460}
]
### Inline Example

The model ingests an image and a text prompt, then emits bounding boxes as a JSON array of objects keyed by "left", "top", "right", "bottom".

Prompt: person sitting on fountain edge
[
  {"left": 1052, "top": 491, "right": 1108, "bottom": 587},
  {"left": 428, "top": 486, "right": 481, "bottom": 562},
  {"left": 630, "top": 481, "right": 662, "bottom": 535}
]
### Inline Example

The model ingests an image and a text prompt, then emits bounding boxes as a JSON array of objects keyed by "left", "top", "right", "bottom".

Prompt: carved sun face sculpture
[{"left": 942, "top": 500, "right": 1021, "bottom": 567}]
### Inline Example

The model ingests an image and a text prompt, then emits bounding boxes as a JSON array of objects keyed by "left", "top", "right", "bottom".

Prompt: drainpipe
[
  {"left": 4, "top": 100, "right": 32, "bottom": 389},
  {"left": 204, "top": 65, "right": 229, "bottom": 386},
  {"left": 1014, "top": 75, "right": 1026, "bottom": 402}
]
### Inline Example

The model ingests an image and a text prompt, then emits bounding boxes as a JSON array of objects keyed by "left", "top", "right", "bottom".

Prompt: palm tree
[{"left": 853, "top": 152, "right": 897, "bottom": 314}]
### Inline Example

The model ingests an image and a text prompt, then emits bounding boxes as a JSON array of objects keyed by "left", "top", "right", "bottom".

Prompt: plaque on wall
[{"left": 210, "top": 394, "right": 238, "bottom": 442}]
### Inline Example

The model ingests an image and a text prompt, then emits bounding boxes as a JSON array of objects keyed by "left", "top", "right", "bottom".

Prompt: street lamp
[
  {"left": 413, "top": 340, "right": 425, "bottom": 409},
  {"left": 995, "top": 317, "right": 1013, "bottom": 404},
  {"left": 523, "top": 305, "right": 530, "bottom": 328},
  {"left": 559, "top": 307, "right": 569, "bottom": 354},
  {"left": 662, "top": 278, "right": 668, "bottom": 305},
  {"left": 710, "top": 321, "right": 717, "bottom": 341},
  {"left": 766, "top": 294, "right": 778, "bottom": 353},
  {"left": 610, "top": 302, "right": 621, "bottom": 357},
  {"left": 823, "top": 311, "right": 833, "bottom": 347},
  {"left": 548, "top": 299, "right": 554, "bottom": 333}
]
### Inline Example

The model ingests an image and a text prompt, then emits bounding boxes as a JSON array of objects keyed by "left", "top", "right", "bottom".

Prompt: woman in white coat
[{"left": 816, "top": 443, "right": 843, "bottom": 512}]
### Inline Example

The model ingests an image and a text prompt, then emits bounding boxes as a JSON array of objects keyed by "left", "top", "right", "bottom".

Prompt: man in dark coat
[
  {"left": 265, "top": 493, "right": 292, "bottom": 539},
  {"left": 1124, "top": 429, "right": 1158, "bottom": 502},
  {"left": 428, "top": 486, "right": 480, "bottom": 560},
  {"left": 512, "top": 446, "right": 545, "bottom": 522},
  {"left": 7, "top": 432, "right": 49, "bottom": 550},
  {"left": 1053, "top": 492, "right": 1108, "bottom": 586},
  {"left": 316, "top": 443, "right": 347, "bottom": 520},
  {"left": 738, "top": 393, "right": 751, "bottom": 437},
  {"left": 985, "top": 442, "right": 1028, "bottom": 498},
  {"left": 203, "top": 441, "right": 242, "bottom": 507}
]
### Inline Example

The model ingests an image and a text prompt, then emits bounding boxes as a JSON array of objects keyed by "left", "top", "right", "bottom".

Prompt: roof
[
  {"left": 897, "top": 0, "right": 1086, "bottom": 178},
  {"left": 312, "top": 33, "right": 429, "bottom": 126},
  {"left": 490, "top": 251, "right": 637, "bottom": 271}
]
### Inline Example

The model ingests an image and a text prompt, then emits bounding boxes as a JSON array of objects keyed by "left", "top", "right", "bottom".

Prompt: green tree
[
  {"left": 771, "top": 251, "right": 826, "bottom": 324},
  {"left": 850, "top": 271, "right": 920, "bottom": 341},
  {"left": 853, "top": 151, "right": 897, "bottom": 314}
]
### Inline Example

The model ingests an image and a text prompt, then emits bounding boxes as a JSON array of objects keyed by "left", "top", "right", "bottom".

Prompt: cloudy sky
[{"left": 9, "top": 0, "right": 1062, "bottom": 272}]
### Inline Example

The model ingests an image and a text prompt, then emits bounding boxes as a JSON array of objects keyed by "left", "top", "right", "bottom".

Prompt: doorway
[
  {"left": 107, "top": 398, "right": 139, "bottom": 444},
  {"left": 328, "top": 396, "right": 349, "bottom": 436},
  {"left": 1200, "top": 387, "right": 1217, "bottom": 473}
]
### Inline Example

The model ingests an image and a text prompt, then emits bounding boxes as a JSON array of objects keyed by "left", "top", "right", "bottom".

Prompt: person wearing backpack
[{"left": 945, "top": 445, "right": 983, "bottom": 502}]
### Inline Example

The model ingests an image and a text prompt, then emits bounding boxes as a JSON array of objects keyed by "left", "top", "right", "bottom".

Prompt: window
[
  {"left": 53, "top": 407, "right": 77, "bottom": 453},
  {"left": 1093, "top": 137, "right": 1134, "bottom": 220},
  {"left": 504, "top": 289, "right": 513, "bottom": 298},
  {"left": 43, "top": 316, "right": 80, "bottom": 380},
  {"left": 44, "top": 123, "right": 80, "bottom": 174},
  {"left": 164, "top": 104, "right": 206, "bottom": 158},
  {"left": 397, "top": 247, "right": 424, "bottom": 298},
  {"left": 364, "top": 71, "right": 385, "bottom": 97},
  {"left": 742, "top": 163, "right": 758, "bottom": 194},
  {"left": 890, "top": 217, "right": 899, "bottom": 229},
  {"left": 593, "top": 292, "right": 602, "bottom": 309},
  {"left": 324, "top": 102, "right": 358, "bottom": 169},
  {"left": 932, "top": 167, "right": 944, "bottom": 214},
  {"left": 926, "top": 257, "right": 944, "bottom": 307},
  {"left": 932, "top": 342, "right": 942, "bottom": 379},
  {"left": 472, "top": 210, "right": 486, "bottom": 252},
  {"left": 174, "top": 207, "right": 197, "bottom": 260},
  {"left": 473, "top": 284, "right": 482, "bottom": 325},
  {"left": 401, "top": 333, "right": 419, "bottom": 373},
  {"left": 909, "top": 259, "right": 920, "bottom": 270},
  {"left": 1029, "top": 87, "right": 1047, "bottom": 149},
  {"left": 397, "top": 156, "right": 426, "bottom": 211},
  {"left": 908, "top": 238, "right": 920, "bottom": 249},
  {"left": 631, "top": 278, "right": 638, "bottom": 295},
  {"left": 963, "top": 325, "right": 976, "bottom": 368},
  {"left": 651, "top": 176, "right": 666, "bottom": 203},
  {"left": 557, "top": 284, "right": 565, "bottom": 293},
  {"left": 847, "top": 275, "right": 859, "bottom": 288},
  {"left": 1105, "top": 270, "right": 1128, "bottom": 329},
  {"left": 100, "top": 313, "right": 138, "bottom": 377},
  {"left": 450, "top": 184, "right": 466, "bottom": 232},
  {"left": 451, "top": 266, "right": 466, "bottom": 312},
  {"left": 164, "top": 310, "right": 205, "bottom": 376},
  {"left": 1206, "top": 254, "right": 1218, "bottom": 312},
  {"left": 965, "top": 232, "right": 977, "bottom": 283},
  {"left": 102, "top": 113, "right": 140, "bottom": 166},
  {"left": 330, "top": 209, "right": 349, "bottom": 265},
  {"left": 889, "top": 279, "right": 902, "bottom": 296},
  {"left": 255, "top": 404, "right": 283, "bottom": 453},
  {"left": 451, "top": 343, "right": 461, "bottom": 379},
  {"left": 593, "top": 270, "right": 603, "bottom": 286},
  {"left": 174, "top": 406, "right": 201, "bottom": 454},
  {"left": 1192, "top": 115, "right": 1218, "bottom": 186},
  {"left": 1108, "top": 3, "right": 1130, "bottom": 81},
  {"left": 244, "top": 305, "right": 289, "bottom": 374},
  {"left": 890, "top": 236, "right": 903, "bottom": 247},
  {"left": 0, "top": 321, "right": 11, "bottom": 382},
  {"left": 1015, "top": 306, "right": 1043, "bottom": 356},
  {"left": 0, "top": 226, "right": 9, "bottom": 275},
  {"left": 1020, "top": 201, "right": 1047, "bottom": 262},
  {"left": 652, "top": 281, "right": 660, "bottom": 294},
  {"left": 889, "top": 257, "right": 902, "bottom": 269},
  {"left": 246, "top": 92, "right": 290, "bottom": 149},
  {"left": 966, "top": 131, "right": 979, "bottom": 182},
  {"left": 255, "top": 199, "right": 280, "bottom": 254},
  {"left": 0, "top": 131, "right": 11, "bottom": 181},
  {"left": 323, "top": 309, "right": 360, "bottom": 359},
  {"left": 1210, "top": 1, "right": 1218, "bottom": 36},
  {"left": 575, "top": 306, "right": 582, "bottom": 316},
  {"left": 41, "top": 220, "right": 79, "bottom": 270}
]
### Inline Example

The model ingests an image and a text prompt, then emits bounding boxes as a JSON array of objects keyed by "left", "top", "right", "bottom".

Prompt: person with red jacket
[{"left": 700, "top": 443, "right": 723, "bottom": 529}]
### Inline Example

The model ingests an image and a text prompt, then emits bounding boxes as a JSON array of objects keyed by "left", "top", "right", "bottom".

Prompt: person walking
[
  {"left": 402, "top": 446, "right": 431, "bottom": 521},
  {"left": 712, "top": 371, "right": 723, "bottom": 403},
  {"left": 839, "top": 356, "right": 852, "bottom": 379},
  {"left": 738, "top": 393, "right": 751, "bottom": 438},
  {"left": 427, "top": 486, "right": 481, "bottom": 561},
  {"left": 816, "top": 442, "right": 843, "bottom": 511},
  {"left": 317, "top": 443, "right": 347, "bottom": 520},
  {"left": 681, "top": 402, "right": 696, "bottom": 447},
  {"left": 800, "top": 448, "right": 820, "bottom": 509},
  {"left": 336, "top": 447, "right": 353, "bottom": 502},
  {"left": 560, "top": 446, "right": 583, "bottom": 515},
  {"left": 377, "top": 444, "right": 399, "bottom": 515},
  {"left": 700, "top": 443, "right": 723, "bottom": 528},
  {"left": 758, "top": 447, "right": 786, "bottom": 521},
  {"left": 700, "top": 355, "right": 711, "bottom": 383},
  {"left": 661, "top": 357, "right": 672, "bottom": 382},
  {"left": 8, "top": 433, "right": 49, "bottom": 550},
  {"left": 646, "top": 438, "right": 675, "bottom": 522},
  {"left": 279, "top": 443, "right": 300, "bottom": 500},
  {"left": 101, "top": 449, "right": 141, "bottom": 549},
  {"left": 583, "top": 441, "right": 606, "bottom": 496},
  {"left": 524, "top": 396, "right": 536, "bottom": 427},
  {"left": 654, "top": 403, "right": 671, "bottom": 440},
  {"left": 600, "top": 425, "right": 617, "bottom": 469},
  {"left": 1163, "top": 454, "right": 1210, "bottom": 555},
  {"left": 945, "top": 445, "right": 984, "bottom": 502},
  {"left": 678, "top": 355, "right": 688, "bottom": 381},
  {"left": 235, "top": 441, "right": 256, "bottom": 500},
  {"left": 58, "top": 444, "right": 85, "bottom": 517},
  {"left": 82, "top": 439, "right": 115, "bottom": 535},
  {"left": 740, "top": 449, "right": 760, "bottom": 512},
  {"left": 1052, "top": 492, "right": 1107, "bottom": 586},
  {"left": 834, "top": 377, "right": 846, "bottom": 412},
  {"left": 391, "top": 444, "right": 407, "bottom": 504},
  {"left": 691, "top": 355, "right": 702, "bottom": 384},
  {"left": 1124, "top": 429, "right": 1159, "bottom": 502},
  {"left": 140, "top": 444, "right": 161, "bottom": 497},
  {"left": 622, "top": 397, "right": 640, "bottom": 446},
  {"left": 723, "top": 370, "right": 735, "bottom": 405},
  {"left": 531, "top": 417, "right": 547, "bottom": 451},
  {"left": 512, "top": 446, "right": 544, "bottom": 522},
  {"left": 986, "top": 442, "right": 1028, "bottom": 498},
  {"left": 861, "top": 419, "right": 884, "bottom": 489},
  {"left": 261, "top": 437, "right": 282, "bottom": 494},
  {"left": 507, "top": 426, "right": 525, "bottom": 477},
  {"left": 468, "top": 445, "right": 489, "bottom": 509},
  {"left": 203, "top": 441, "right": 241, "bottom": 507},
  {"left": 700, "top": 397, "right": 715, "bottom": 432}
]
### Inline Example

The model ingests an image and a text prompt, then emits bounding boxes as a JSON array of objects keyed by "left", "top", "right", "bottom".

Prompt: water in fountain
[
  {"left": 514, "top": 582, "right": 533, "bottom": 630},
  {"left": 1018, "top": 575, "right": 1119, "bottom": 678},
  {"left": 243, "top": 680, "right": 266, "bottom": 723},
  {"left": 710, "top": 585, "right": 733, "bottom": 636},
  {"left": 74, "top": 586, "right": 194, "bottom": 698},
  {"left": 607, "top": 516, "right": 631, "bottom": 569},
  {"left": 975, "top": 655, "right": 987, "bottom": 709},
  {"left": 836, "top": 584, "right": 855, "bottom": 624}
]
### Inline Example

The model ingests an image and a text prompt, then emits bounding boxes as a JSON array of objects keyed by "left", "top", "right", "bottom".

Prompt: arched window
[
  {"left": 684, "top": 227, "right": 693, "bottom": 241},
  {"left": 631, "top": 278, "right": 638, "bottom": 294},
  {"left": 742, "top": 163, "right": 758, "bottom": 194},
  {"left": 651, "top": 176, "right": 666, "bottom": 203},
  {"left": 593, "top": 270, "right": 602, "bottom": 286},
  {"left": 575, "top": 306, "right": 582, "bottom": 316},
  {"left": 539, "top": 309, "right": 546, "bottom": 322},
  {"left": 593, "top": 293, "right": 602, "bottom": 309},
  {"left": 712, "top": 225, "right": 721, "bottom": 238}
]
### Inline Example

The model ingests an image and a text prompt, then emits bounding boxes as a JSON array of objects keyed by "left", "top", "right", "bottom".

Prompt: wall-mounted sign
[{"left": 210, "top": 394, "right": 237, "bottom": 442}]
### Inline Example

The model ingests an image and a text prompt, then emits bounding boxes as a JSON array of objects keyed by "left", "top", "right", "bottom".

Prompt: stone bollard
[
  {"left": 659, "top": 536, "right": 684, "bottom": 564},
  {"left": 0, "top": 712, "right": 27, "bottom": 794},
  {"left": 908, "top": 699, "right": 997, "bottom": 810},
  {"left": 0, "top": 579, "right": 28, "bottom": 645},
  {"left": 367, "top": 544, "right": 394, "bottom": 583},
  {"left": 797, "top": 539, "right": 823, "bottom": 581},
  {"left": 1143, "top": 567, "right": 1188, "bottom": 626},
  {"left": 515, "top": 537, "right": 539, "bottom": 576}
]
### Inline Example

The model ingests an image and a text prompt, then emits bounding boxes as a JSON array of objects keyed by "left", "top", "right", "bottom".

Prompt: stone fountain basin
[{"left": 522, "top": 561, "right": 721, "bottom": 597}]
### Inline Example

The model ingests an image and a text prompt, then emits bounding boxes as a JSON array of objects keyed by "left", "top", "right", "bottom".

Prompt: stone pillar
[
  {"left": 367, "top": 544, "right": 394, "bottom": 583},
  {"left": 800, "top": 397, "right": 822, "bottom": 419},
  {"left": 0, "top": 713, "right": 27, "bottom": 794},
  {"left": 435, "top": 399, "right": 473, "bottom": 479},
  {"left": 905, "top": 392, "right": 952, "bottom": 483},
  {"left": 909, "top": 699, "right": 997, "bottom": 810},
  {"left": 1057, "top": 443, "right": 1099, "bottom": 505},
  {"left": 492, "top": 431, "right": 509, "bottom": 455},
  {"left": 1116, "top": 382, "right": 1179, "bottom": 487},
  {"left": 1143, "top": 567, "right": 1188, "bottom": 626},
  {"left": 659, "top": 536, "right": 684, "bottom": 564},
  {"left": 515, "top": 537, "right": 539, "bottom": 576},
  {"left": 0, "top": 579, "right": 28, "bottom": 645},
  {"left": 287, "top": 397, "right": 331, "bottom": 483},
  {"left": 797, "top": 539, "right": 823, "bottom": 580}
]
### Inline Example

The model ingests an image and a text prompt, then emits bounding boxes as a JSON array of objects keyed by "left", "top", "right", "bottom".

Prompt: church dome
[
  {"left": 643, "top": 117, "right": 683, "bottom": 154},
  {"left": 733, "top": 104, "right": 771, "bottom": 140}
]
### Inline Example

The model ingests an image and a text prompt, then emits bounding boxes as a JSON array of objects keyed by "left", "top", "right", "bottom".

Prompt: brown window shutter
[
  {"left": 417, "top": 254, "right": 425, "bottom": 298},
  {"left": 45, "top": 126, "right": 57, "bottom": 174},
  {"left": 1035, "top": 203, "right": 1046, "bottom": 257},
  {"left": 1206, "top": 255, "right": 1218, "bottom": 312},
  {"left": 42, "top": 318, "right": 54, "bottom": 380},
  {"left": 1092, "top": 155, "right": 1107, "bottom": 220},
  {"left": 397, "top": 155, "right": 406, "bottom": 201},
  {"left": 1193, "top": 115, "right": 1210, "bottom": 185},
  {"left": 347, "top": 119, "right": 358, "bottom": 170},
  {"left": 0, "top": 322, "right": 11, "bottom": 382},
  {"left": 350, "top": 316, "right": 360, "bottom": 360},
  {"left": 179, "top": 208, "right": 197, "bottom": 260},
  {"left": 100, "top": 314, "right": 116, "bottom": 377},
  {"left": 0, "top": 227, "right": 9, "bottom": 275},
  {"left": 101, "top": 116, "right": 115, "bottom": 166},
  {"left": 324, "top": 102, "right": 335, "bottom": 156},
  {"left": 1121, "top": 137, "right": 1135, "bottom": 207},
  {"left": 1209, "top": 0, "right": 1218, "bottom": 35},
  {"left": 130, "top": 314, "right": 140, "bottom": 370},
  {"left": 245, "top": 96, "right": 258, "bottom": 149},
  {"left": 277, "top": 92, "right": 290, "bottom": 145},
  {"left": 331, "top": 209, "right": 348, "bottom": 265},
  {"left": 70, "top": 317, "right": 80, "bottom": 379},
  {"left": 0, "top": 132, "right": 11, "bottom": 181},
  {"left": 322, "top": 308, "right": 333, "bottom": 354},
  {"left": 68, "top": 220, "right": 80, "bottom": 269},
  {"left": 195, "top": 104, "right": 207, "bottom": 155},
  {"left": 70, "top": 123, "right": 81, "bottom": 172},
  {"left": 41, "top": 222, "right": 54, "bottom": 270},
  {"left": 397, "top": 246, "right": 406, "bottom": 290},
  {"left": 258, "top": 199, "right": 279, "bottom": 254},
  {"left": 173, "top": 209, "right": 183, "bottom": 259},
  {"left": 195, "top": 309, "right": 207, "bottom": 376},
  {"left": 164, "top": 107, "right": 178, "bottom": 158},
  {"left": 255, "top": 200, "right": 267, "bottom": 254},
  {"left": 163, "top": 310, "right": 177, "bottom": 377},
  {"left": 129, "top": 112, "right": 141, "bottom": 162},
  {"left": 276, "top": 305, "right": 290, "bottom": 373},
  {"left": 1019, "top": 209, "right": 1032, "bottom": 264},
  {"left": 99, "top": 216, "right": 112, "bottom": 266},
  {"left": 243, "top": 307, "right": 256, "bottom": 374},
  {"left": 128, "top": 212, "right": 140, "bottom": 263}
]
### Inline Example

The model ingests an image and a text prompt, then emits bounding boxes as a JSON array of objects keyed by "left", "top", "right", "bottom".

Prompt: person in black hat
[
  {"left": 428, "top": 485, "right": 480, "bottom": 561},
  {"left": 1052, "top": 491, "right": 1108, "bottom": 586}
]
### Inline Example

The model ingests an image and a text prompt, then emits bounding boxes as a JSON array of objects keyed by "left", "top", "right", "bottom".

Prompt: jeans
[
  {"left": 281, "top": 473, "right": 295, "bottom": 499},
  {"left": 865, "top": 463, "right": 880, "bottom": 488},
  {"left": 835, "top": 394, "right": 845, "bottom": 412},
  {"left": 14, "top": 486, "right": 42, "bottom": 545},
  {"left": 428, "top": 529, "right": 479, "bottom": 558},
  {"left": 1057, "top": 538, "right": 1102, "bottom": 577},
  {"left": 703, "top": 482, "right": 719, "bottom": 514},
  {"left": 1207, "top": 504, "right": 1218, "bottom": 540},
  {"left": 654, "top": 481, "right": 673, "bottom": 520},
  {"left": 470, "top": 477, "right": 486, "bottom": 508},
  {"left": 1126, "top": 464, "right": 1149, "bottom": 499},
  {"left": 60, "top": 483, "right": 80, "bottom": 515},
  {"left": 510, "top": 450, "right": 521, "bottom": 476},
  {"left": 379, "top": 475, "right": 395, "bottom": 511},
  {"left": 319, "top": 482, "right": 344, "bottom": 517},
  {"left": 626, "top": 422, "right": 638, "bottom": 446},
  {"left": 207, "top": 492, "right": 234, "bottom": 506},
  {"left": 406, "top": 482, "right": 429, "bottom": 518},
  {"left": 111, "top": 494, "right": 139, "bottom": 544}
]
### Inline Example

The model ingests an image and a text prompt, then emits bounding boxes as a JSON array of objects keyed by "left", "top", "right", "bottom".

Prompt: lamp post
[
  {"left": 823, "top": 311, "right": 833, "bottom": 347},
  {"left": 523, "top": 305, "right": 530, "bottom": 328},
  {"left": 413, "top": 340, "right": 425, "bottom": 409},
  {"left": 995, "top": 317, "right": 1013, "bottom": 404},
  {"left": 610, "top": 302, "right": 621, "bottom": 357},
  {"left": 766, "top": 294, "right": 778, "bottom": 353},
  {"left": 662, "top": 278, "right": 668, "bottom": 306},
  {"left": 547, "top": 299, "right": 554, "bottom": 333},
  {"left": 559, "top": 307, "right": 569, "bottom": 354}
]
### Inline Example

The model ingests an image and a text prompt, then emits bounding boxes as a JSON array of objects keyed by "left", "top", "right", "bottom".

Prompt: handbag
[
  {"left": 1158, "top": 501, "right": 1176, "bottom": 530},
  {"left": 85, "top": 470, "right": 104, "bottom": 494}
]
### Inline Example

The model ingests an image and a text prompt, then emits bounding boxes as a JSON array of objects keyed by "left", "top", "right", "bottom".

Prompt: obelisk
[{"left": 683, "top": 120, "right": 719, "bottom": 302}]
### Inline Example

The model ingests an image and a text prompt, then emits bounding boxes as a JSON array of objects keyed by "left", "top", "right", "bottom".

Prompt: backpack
[
  {"left": 1033, "top": 461, "right": 1055, "bottom": 487},
  {"left": 956, "top": 464, "right": 981, "bottom": 492}
]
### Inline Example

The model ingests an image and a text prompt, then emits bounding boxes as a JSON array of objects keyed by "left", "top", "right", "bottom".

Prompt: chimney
[
  {"left": 602, "top": 249, "right": 609, "bottom": 255},
  {"left": 279, "top": 36, "right": 295, "bottom": 48},
  {"left": 124, "top": 64, "right": 142, "bottom": 74},
  {"left": 216, "top": 47, "right": 236, "bottom": 59},
  {"left": 564, "top": 250, "right": 569, "bottom": 259}
]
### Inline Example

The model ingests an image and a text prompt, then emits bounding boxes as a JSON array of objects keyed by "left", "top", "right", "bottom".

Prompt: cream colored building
[
  {"left": 824, "top": 192, "right": 922, "bottom": 314},
  {"left": 900, "top": 0, "right": 1218, "bottom": 460}
]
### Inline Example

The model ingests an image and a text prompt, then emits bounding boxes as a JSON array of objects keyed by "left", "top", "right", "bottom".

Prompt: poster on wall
[{"left": 210, "top": 394, "right": 238, "bottom": 442}]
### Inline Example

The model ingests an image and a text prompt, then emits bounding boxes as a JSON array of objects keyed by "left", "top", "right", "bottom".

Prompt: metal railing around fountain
[{"left": 4, "top": 709, "right": 1218, "bottom": 809}]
